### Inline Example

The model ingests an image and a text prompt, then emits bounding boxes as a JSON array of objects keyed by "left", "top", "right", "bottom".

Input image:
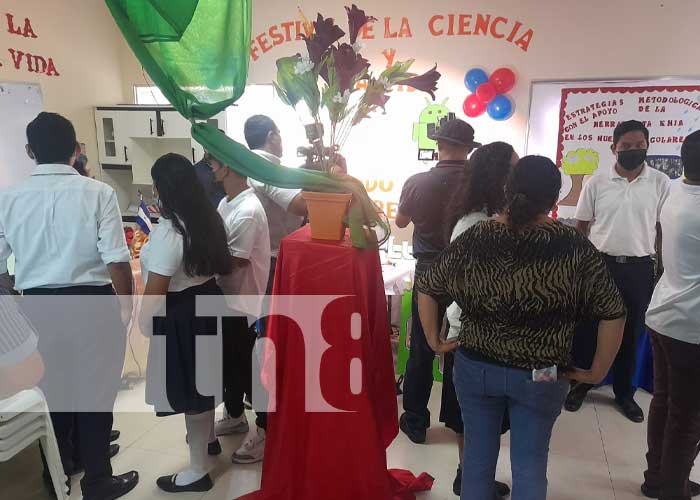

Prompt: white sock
[{"left": 176, "top": 411, "right": 212, "bottom": 486}]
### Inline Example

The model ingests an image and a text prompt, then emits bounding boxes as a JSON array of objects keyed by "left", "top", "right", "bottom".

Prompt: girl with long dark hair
[
  {"left": 418, "top": 156, "right": 626, "bottom": 500},
  {"left": 140, "top": 153, "right": 232, "bottom": 493},
  {"left": 442, "top": 142, "right": 517, "bottom": 497}
]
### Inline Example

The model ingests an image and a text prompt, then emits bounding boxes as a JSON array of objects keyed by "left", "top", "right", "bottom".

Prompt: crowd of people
[
  {"left": 398, "top": 119, "right": 700, "bottom": 500},
  {"left": 0, "top": 111, "right": 698, "bottom": 500}
]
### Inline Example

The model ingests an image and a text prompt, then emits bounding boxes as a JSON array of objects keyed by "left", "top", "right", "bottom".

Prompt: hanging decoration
[{"left": 462, "top": 66, "right": 517, "bottom": 121}]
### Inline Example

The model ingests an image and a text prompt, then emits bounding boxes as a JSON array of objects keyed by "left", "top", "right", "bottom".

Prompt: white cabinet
[
  {"left": 95, "top": 109, "right": 130, "bottom": 166},
  {"left": 94, "top": 106, "right": 228, "bottom": 187},
  {"left": 159, "top": 110, "right": 192, "bottom": 139}
]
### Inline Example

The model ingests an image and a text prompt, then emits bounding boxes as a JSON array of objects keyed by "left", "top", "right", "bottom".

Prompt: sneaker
[
  {"left": 232, "top": 428, "right": 265, "bottom": 464},
  {"left": 215, "top": 412, "right": 249, "bottom": 436}
]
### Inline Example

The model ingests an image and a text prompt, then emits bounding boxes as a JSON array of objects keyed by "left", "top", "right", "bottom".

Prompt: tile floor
[{"left": 2, "top": 383, "right": 698, "bottom": 500}]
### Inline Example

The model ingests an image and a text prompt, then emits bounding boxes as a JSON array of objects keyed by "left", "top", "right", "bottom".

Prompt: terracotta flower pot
[{"left": 302, "top": 191, "right": 353, "bottom": 241}]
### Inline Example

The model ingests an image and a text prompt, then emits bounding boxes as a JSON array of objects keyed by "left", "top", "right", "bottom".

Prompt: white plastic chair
[{"left": 0, "top": 388, "right": 68, "bottom": 500}]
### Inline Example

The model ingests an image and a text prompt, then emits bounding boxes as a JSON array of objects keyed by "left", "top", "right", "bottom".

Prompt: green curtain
[{"left": 105, "top": 0, "right": 389, "bottom": 248}]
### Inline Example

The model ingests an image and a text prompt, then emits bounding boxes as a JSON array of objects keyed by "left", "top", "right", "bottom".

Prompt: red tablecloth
[{"left": 238, "top": 226, "right": 432, "bottom": 500}]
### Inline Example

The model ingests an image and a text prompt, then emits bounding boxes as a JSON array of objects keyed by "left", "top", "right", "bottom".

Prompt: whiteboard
[{"left": 0, "top": 82, "right": 43, "bottom": 190}]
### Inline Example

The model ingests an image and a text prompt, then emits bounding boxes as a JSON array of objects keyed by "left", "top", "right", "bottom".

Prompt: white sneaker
[
  {"left": 215, "top": 412, "right": 249, "bottom": 436},
  {"left": 232, "top": 427, "right": 265, "bottom": 464}
]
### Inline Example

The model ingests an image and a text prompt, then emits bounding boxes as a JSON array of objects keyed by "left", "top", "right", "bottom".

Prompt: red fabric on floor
[{"left": 237, "top": 226, "right": 431, "bottom": 500}]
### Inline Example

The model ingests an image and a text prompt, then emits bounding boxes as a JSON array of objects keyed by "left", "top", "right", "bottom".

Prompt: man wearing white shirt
[
  {"left": 0, "top": 113, "right": 138, "bottom": 500},
  {"left": 207, "top": 152, "right": 271, "bottom": 464},
  {"left": 566, "top": 120, "right": 671, "bottom": 423},
  {"left": 641, "top": 131, "right": 700, "bottom": 500}
]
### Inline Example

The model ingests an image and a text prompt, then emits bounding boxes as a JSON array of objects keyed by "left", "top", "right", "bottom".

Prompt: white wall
[{"left": 0, "top": 0, "right": 127, "bottom": 182}]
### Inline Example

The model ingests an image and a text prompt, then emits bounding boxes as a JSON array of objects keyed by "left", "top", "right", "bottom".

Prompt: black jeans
[
  {"left": 645, "top": 331, "right": 700, "bottom": 500},
  {"left": 222, "top": 317, "right": 267, "bottom": 430},
  {"left": 571, "top": 257, "right": 655, "bottom": 400},
  {"left": 25, "top": 285, "right": 123, "bottom": 493},
  {"left": 402, "top": 263, "right": 446, "bottom": 430}
]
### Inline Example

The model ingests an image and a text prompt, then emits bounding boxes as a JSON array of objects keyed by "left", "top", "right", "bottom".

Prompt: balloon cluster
[{"left": 463, "top": 67, "right": 516, "bottom": 121}]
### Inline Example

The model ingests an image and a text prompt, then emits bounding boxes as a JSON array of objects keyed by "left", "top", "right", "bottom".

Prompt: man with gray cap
[{"left": 396, "top": 118, "right": 477, "bottom": 443}]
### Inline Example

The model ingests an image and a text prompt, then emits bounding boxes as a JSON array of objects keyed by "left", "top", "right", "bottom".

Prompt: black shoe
[
  {"left": 616, "top": 398, "right": 645, "bottom": 423},
  {"left": 641, "top": 480, "right": 700, "bottom": 498},
  {"left": 67, "top": 444, "right": 121, "bottom": 476},
  {"left": 399, "top": 413, "right": 426, "bottom": 444},
  {"left": 564, "top": 385, "right": 589, "bottom": 412},
  {"left": 110, "top": 430, "right": 121, "bottom": 442},
  {"left": 453, "top": 466, "right": 461, "bottom": 496},
  {"left": 208, "top": 439, "right": 222, "bottom": 456},
  {"left": 495, "top": 480, "right": 511, "bottom": 497},
  {"left": 83, "top": 471, "right": 139, "bottom": 500},
  {"left": 156, "top": 473, "right": 213, "bottom": 493}
]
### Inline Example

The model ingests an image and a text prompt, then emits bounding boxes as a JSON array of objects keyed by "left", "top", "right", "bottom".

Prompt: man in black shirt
[{"left": 396, "top": 119, "right": 477, "bottom": 443}]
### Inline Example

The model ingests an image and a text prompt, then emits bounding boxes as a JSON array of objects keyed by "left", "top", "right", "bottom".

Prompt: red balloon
[
  {"left": 463, "top": 94, "right": 486, "bottom": 118},
  {"left": 490, "top": 67, "right": 516, "bottom": 94},
  {"left": 475, "top": 82, "right": 497, "bottom": 103}
]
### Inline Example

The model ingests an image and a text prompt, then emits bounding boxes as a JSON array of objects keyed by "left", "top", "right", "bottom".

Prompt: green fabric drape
[{"left": 105, "top": 0, "right": 389, "bottom": 248}]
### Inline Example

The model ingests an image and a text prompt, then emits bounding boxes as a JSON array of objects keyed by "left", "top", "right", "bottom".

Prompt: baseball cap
[{"left": 434, "top": 119, "right": 479, "bottom": 148}]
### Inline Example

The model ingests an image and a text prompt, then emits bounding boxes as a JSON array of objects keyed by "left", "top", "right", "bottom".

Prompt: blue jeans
[{"left": 454, "top": 350, "right": 568, "bottom": 500}]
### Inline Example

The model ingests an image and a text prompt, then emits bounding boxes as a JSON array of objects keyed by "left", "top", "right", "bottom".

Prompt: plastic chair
[{"left": 0, "top": 388, "right": 68, "bottom": 500}]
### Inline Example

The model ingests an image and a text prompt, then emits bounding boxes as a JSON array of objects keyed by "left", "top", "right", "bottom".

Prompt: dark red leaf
[
  {"left": 345, "top": 4, "right": 377, "bottom": 45},
  {"left": 396, "top": 65, "right": 441, "bottom": 100},
  {"left": 332, "top": 43, "right": 370, "bottom": 92},
  {"left": 301, "top": 14, "right": 346, "bottom": 64}
]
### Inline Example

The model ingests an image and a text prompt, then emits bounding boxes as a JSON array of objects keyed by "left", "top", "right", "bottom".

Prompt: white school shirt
[
  {"left": 139, "top": 217, "right": 211, "bottom": 292},
  {"left": 0, "top": 164, "right": 130, "bottom": 290},
  {"left": 575, "top": 164, "right": 671, "bottom": 257},
  {"left": 646, "top": 181, "right": 700, "bottom": 344},
  {"left": 446, "top": 211, "right": 491, "bottom": 340},
  {"left": 248, "top": 150, "right": 303, "bottom": 258},
  {"left": 216, "top": 188, "right": 271, "bottom": 315}
]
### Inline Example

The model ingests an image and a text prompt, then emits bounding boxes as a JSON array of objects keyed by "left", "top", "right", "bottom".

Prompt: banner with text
[{"left": 556, "top": 85, "right": 700, "bottom": 217}]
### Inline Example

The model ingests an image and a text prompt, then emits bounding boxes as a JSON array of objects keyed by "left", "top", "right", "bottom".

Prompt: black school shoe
[
  {"left": 641, "top": 480, "right": 700, "bottom": 498},
  {"left": 616, "top": 398, "right": 645, "bottom": 423},
  {"left": 184, "top": 434, "right": 222, "bottom": 455},
  {"left": 564, "top": 384, "right": 589, "bottom": 412},
  {"left": 110, "top": 430, "right": 121, "bottom": 442},
  {"left": 156, "top": 473, "right": 213, "bottom": 493},
  {"left": 83, "top": 471, "right": 139, "bottom": 500},
  {"left": 399, "top": 413, "right": 426, "bottom": 444},
  {"left": 453, "top": 466, "right": 511, "bottom": 498}
]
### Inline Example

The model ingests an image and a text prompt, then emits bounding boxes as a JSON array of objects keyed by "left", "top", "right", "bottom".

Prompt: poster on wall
[{"left": 556, "top": 85, "right": 700, "bottom": 218}]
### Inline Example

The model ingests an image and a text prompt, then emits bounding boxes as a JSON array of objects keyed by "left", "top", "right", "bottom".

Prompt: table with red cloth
[{"left": 238, "top": 226, "right": 432, "bottom": 500}]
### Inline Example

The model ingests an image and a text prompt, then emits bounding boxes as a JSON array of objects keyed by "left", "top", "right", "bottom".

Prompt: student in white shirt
[
  {"left": 641, "top": 131, "right": 700, "bottom": 500},
  {"left": 442, "top": 142, "right": 518, "bottom": 499},
  {"left": 0, "top": 112, "right": 137, "bottom": 500},
  {"left": 567, "top": 120, "right": 671, "bottom": 423},
  {"left": 140, "top": 153, "right": 232, "bottom": 494},
  {"left": 206, "top": 152, "right": 271, "bottom": 465},
  {"left": 243, "top": 115, "right": 307, "bottom": 296}
]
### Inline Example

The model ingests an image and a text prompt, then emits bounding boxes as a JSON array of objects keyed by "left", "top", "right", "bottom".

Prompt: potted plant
[{"left": 273, "top": 4, "right": 441, "bottom": 241}]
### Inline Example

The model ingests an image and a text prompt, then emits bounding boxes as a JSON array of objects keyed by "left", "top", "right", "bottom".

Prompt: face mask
[{"left": 617, "top": 149, "right": 647, "bottom": 171}]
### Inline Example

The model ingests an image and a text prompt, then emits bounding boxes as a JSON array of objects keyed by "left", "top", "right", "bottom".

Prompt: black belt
[
  {"left": 24, "top": 284, "right": 115, "bottom": 296},
  {"left": 603, "top": 254, "right": 653, "bottom": 264}
]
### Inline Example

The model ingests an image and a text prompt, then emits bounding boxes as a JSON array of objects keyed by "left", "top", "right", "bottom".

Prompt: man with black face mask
[{"left": 566, "top": 120, "right": 671, "bottom": 423}]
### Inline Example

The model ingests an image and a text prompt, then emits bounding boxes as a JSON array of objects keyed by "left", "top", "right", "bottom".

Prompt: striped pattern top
[
  {"left": 0, "top": 289, "right": 38, "bottom": 367},
  {"left": 417, "top": 220, "right": 626, "bottom": 370}
]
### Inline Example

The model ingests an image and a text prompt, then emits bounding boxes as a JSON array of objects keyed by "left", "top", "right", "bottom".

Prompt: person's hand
[
  {"left": 563, "top": 367, "right": 604, "bottom": 385},
  {"left": 147, "top": 204, "right": 160, "bottom": 215},
  {"left": 426, "top": 336, "right": 459, "bottom": 354}
]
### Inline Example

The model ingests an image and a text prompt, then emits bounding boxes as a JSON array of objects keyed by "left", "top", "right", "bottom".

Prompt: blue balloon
[
  {"left": 487, "top": 94, "right": 514, "bottom": 121},
  {"left": 465, "top": 68, "right": 489, "bottom": 93}
]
